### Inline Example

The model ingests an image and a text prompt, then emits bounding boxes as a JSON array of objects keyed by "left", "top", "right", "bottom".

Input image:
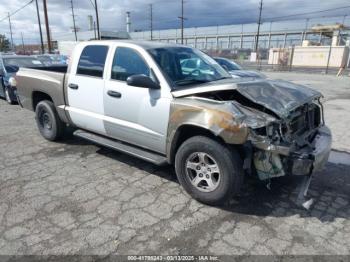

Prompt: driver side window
[{"left": 111, "top": 47, "right": 150, "bottom": 81}]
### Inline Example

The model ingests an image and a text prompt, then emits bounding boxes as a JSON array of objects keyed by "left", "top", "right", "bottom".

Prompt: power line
[
  {"left": 263, "top": 5, "right": 350, "bottom": 22},
  {"left": 179, "top": 5, "right": 350, "bottom": 21},
  {"left": 0, "top": 0, "right": 34, "bottom": 22},
  {"left": 88, "top": 0, "right": 95, "bottom": 8},
  {"left": 134, "top": 3, "right": 350, "bottom": 32}
]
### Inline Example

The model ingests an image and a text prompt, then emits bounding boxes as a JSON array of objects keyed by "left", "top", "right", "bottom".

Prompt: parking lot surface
[{"left": 0, "top": 73, "right": 349, "bottom": 256}]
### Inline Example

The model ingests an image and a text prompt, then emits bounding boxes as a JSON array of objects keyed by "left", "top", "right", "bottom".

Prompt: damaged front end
[
  {"left": 248, "top": 98, "right": 331, "bottom": 180},
  {"left": 170, "top": 79, "right": 332, "bottom": 208},
  {"left": 170, "top": 79, "right": 332, "bottom": 183}
]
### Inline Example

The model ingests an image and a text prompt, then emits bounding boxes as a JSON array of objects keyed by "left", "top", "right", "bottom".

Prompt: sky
[{"left": 0, "top": 0, "right": 349, "bottom": 44}]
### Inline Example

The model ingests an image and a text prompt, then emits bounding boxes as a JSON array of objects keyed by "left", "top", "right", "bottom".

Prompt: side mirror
[
  {"left": 126, "top": 74, "right": 160, "bottom": 89},
  {"left": 0, "top": 68, "right": 5, "bottom": 77}
]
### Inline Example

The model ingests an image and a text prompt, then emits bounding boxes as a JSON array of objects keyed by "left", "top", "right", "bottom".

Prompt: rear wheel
[
  {"left": 35, "top": 100, "right": 65, "bottom": 141},
  {"left": 175, "top": 136, "right": 243, "bottom": 206}
]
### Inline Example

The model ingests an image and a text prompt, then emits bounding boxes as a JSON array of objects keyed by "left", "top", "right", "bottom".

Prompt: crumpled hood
[
  {"left": 172, "top": 78, "right": 322, "bottom": 118},
  {"left": 236, "top": 80, "right": 322, "bottom": 118}
]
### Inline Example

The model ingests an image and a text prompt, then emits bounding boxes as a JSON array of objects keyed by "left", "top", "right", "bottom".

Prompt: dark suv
[{"left": 0, "top": 55, "right": 44, "bottom": 104}]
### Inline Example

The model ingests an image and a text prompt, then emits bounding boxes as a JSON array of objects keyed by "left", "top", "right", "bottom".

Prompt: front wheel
[
  {"left": 35, "top": 100, "right": 65, "bottom": 141},
  {"left": 175, "top": 136, "right": 243, "bottom": 206}
]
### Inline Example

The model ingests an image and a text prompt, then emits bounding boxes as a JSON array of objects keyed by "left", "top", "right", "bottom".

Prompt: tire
[
  {"left": 175, "top": 136, "right": 243, "bottom": 206},
  {"left": 35, "top": 100, "right": 65, "bottom": 141},
  {"left": 5, "top": 87, "right": 14, "bottom": 105}
]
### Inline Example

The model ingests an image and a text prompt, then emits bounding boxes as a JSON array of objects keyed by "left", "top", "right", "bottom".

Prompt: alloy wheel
[{"left": 185, "top": 152, "right": 221, "bottom": 192}]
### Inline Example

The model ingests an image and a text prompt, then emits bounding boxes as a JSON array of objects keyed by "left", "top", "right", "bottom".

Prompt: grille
[{"left": 289, "top": 104, "right": 321, "bottom": 136}]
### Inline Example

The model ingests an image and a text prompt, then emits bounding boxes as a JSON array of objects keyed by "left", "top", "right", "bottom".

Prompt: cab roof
[{"left": 85, "top": 40, "right": 188, "bottom": 50}]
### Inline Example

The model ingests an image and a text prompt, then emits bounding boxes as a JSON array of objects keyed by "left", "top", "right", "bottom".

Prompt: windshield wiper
[{"left": 174, "top": 79, "right": 210, "bottom": 86}]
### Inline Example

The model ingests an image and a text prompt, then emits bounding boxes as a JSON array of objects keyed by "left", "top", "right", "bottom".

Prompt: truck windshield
[{"left": 148, "top": 47, "right": 231, "bottom": 89}]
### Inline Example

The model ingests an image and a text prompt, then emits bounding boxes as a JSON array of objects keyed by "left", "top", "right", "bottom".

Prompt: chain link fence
[{"left": 206, "top": 46, "right": 350, "bottom": 76}]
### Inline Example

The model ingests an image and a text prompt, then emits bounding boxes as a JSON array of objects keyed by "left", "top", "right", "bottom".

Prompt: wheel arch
[
  {"left": 32, "top": 91, "right": 70, "bottom": 124},
  {"left": 168, "top": 124, "right": 229, "bottom": 164},
  {"left": 32, "top": 91, "right": 53, "bottom": 111}
]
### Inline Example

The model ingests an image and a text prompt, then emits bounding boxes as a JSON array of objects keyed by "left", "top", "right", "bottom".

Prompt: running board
[{"left": 73, "top": 130, "right": 168, "bottom": 166}]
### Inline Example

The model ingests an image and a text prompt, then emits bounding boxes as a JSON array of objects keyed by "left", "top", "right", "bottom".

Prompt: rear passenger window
[
  {"left": 77, "top": 45, "right": 108, "bottom": 77},
  {"left": 111, "top": 47, "right": 150, "bottom": 81}
]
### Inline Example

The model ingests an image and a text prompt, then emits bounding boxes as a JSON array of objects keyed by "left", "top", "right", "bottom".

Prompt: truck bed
[{"left": 16, "top": 66, "right": 68, "bottom": 115}]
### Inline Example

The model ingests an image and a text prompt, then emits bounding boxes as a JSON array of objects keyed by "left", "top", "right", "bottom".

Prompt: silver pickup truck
[{"left": 15, "top": 40, "right": 332, "bottom": 206}]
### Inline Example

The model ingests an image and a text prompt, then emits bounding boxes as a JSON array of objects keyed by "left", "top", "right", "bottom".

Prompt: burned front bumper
[
  {"left": 286, "top": 126, "right": 332, "bottom": 176},
  {"left": 251, "top": 126, "right": 332, "bottom": 179}
]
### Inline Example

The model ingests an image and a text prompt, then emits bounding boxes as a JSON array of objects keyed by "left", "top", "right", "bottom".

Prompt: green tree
[{"left": 0, "top": 34, "right": 11, "bottom": 52}]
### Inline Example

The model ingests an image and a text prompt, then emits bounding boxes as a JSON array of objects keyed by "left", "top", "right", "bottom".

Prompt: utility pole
[
  {"left": 178, "top": 0, "right": 186, "bottom": 44},
  {"left": 35, "top": 0, "right": 45, "bottom": 54},
  {"left": 149, "top": 4, "right": 153, "bottom": 40},
  {"left": 126, "top": 12, "right": 131, "bottom": 33},
  {"left": 21, "top": 32, "right": 25, "bottom": 53},
  {"left": 303, "top": 18, "right": 310, "bottom": 41},
  {"left": 94, "top": 0, "right": 101, "bottom": 39},
  {"left": 42, "top": 0, "right": 52, "bottom": 53},
  {"left": 70, "top": 0, "right": 78, "bottom": 41},
  {"left": 93, "top": 21, "right": 97, "bottom": 40},
  {"left": 8, "top": 13, "right": 14, "bottom": 50},
  {"left": 255, "top": 0, "right": 263, "bottom": 52},
  {"left": 342, "top": 15, "right": 347, "bottom": 25}
]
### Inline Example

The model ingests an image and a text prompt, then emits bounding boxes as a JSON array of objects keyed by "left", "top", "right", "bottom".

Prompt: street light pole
[
  {"left": 8, "top": 13, "right": 14, "bottom": 50},
  {"left": 255, "top": 0, "right": 263, "bottom": 52},
  {"left": 150, "top": 4, "right": 153, "bottom": 40},
  {"left": 42, "top": 0, "right": 52, "bottom": 53},
  {"left": 94, "top": 0, "right": 101, "bottom": 39},
  {"left": 70, "top": 0, "right": 78, "bottom": 41},
  {"left": 21, "top": 32, "right": 25, "bottom": 53},
  {"left": 303, "top": 18, "right": 310, "bottom": 41},
  {"left": 35, "top": 0, "right": 45, "bottom": 54},
  {"left": 178, "top": 0, "right": 186, "bottom": 44}
]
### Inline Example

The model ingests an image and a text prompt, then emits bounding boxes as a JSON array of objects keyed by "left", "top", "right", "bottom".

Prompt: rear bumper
[{"left": 287, "top": 126, "right": 332, "bottom": 176}]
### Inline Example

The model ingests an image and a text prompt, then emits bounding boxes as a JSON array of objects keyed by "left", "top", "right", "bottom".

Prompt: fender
[{"left": 166, "top": 97, "right": 250, "bottom": 160}]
